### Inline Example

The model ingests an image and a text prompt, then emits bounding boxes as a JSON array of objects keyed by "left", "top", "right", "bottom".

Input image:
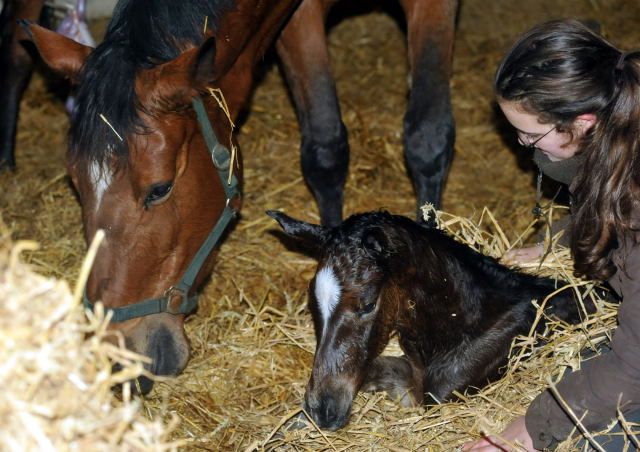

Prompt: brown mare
[
  {"left": 269, "top": 210, "right": 593, "bottom": 430},
  {"left": 3, "top": 0, "right": 457, "bottom": 391},
  {"left": 15, "top": 0, "right": 299, "bottom": 393},
  {"left": 2, "top": 0, "right": 458, "bottom": 224}
]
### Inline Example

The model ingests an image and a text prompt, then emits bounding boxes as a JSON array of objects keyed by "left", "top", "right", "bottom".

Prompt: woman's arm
[
  {"left": 525, "top": 242, "right": 640, "bottom": 448},
  {"left": 462, "top": 416, "right": 537, "bottom": 451}
]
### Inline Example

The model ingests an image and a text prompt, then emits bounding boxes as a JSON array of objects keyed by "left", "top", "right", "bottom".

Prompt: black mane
[{"left": 69, "top": 0, "right": 234, "bottom": 165}]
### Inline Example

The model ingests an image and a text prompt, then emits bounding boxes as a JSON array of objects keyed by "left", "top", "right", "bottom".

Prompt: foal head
[
  {"left": 269, "top": 210, "right": 420, "bottom": 429},
  {"left": 24, "top": 5, "right": 241, "bottom": 392}
]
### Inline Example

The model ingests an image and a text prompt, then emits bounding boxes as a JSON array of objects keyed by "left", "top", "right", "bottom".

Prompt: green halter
[{"left": 82, "top": 96, "right": 239, "bottom": 322}]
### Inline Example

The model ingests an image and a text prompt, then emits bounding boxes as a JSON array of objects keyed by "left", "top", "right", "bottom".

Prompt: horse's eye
[
  {"left": 144, "top": 182, "right": 173, "bottom": 209},
  {"left": 361, "top": 301, "right": 376, "bottom": 314}
]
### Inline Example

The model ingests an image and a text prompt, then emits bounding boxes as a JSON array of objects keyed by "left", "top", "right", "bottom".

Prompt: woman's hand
[
  {"left": 501, "top": 244, "right": 544, "bottom": 265},
  {"left": 462, "top": 416, "right": 539, "bottom": 452}
]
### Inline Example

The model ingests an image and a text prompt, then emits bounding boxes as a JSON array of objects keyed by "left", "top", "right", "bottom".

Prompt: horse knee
[
  {"left": 301, "top": 116, "right": 349, "bottom": 172},
  {"left": 404, "top": 114, "right": 455, "bottom": 167},
  {"left": 361, "top": 355, "right": 421, "bottom": 406}
]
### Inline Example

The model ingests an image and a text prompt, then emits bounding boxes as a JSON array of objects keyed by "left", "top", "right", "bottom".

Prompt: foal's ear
[
  {"left": 362, "top": 228, "right": 389, "bottom": 259},
  {"left": 20, "top": 20, "right": 93, "bottom": 83},
  {"left": 266, "top": 210, "right": 328, "bottom": 244}
]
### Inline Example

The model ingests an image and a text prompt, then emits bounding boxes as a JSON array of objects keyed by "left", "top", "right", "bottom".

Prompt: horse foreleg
[
  {"left": 0, "top": 0, "right": 46, "bottom": 170},
  {"left": 361, "top": 355, "right": 423, "bottom": 407},
  {"left": 399, "top": 0, "right": 457, "bottom": 218},
  {"left": 276, "top": 0, "right": 348, "bottom": 227},
  {"left": 423, "top": 310, "right": 526, "bottom": 403}
]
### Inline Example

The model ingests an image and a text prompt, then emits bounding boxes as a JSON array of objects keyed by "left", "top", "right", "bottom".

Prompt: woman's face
[{"left": 498, "top": 99, "right": 591, "bottom": 162}]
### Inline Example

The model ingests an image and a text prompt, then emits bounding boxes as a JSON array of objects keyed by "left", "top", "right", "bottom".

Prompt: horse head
[
  {"left": 25, "top": 21, "right": 240, "bottom": 393},
  {"left": 269, "top": 210, "right": 412, "bottom": 430}
]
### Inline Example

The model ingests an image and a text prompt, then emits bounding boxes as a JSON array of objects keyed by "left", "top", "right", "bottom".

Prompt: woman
[{"left": 464, "top": 19, "right": 640, "bottom": 451}]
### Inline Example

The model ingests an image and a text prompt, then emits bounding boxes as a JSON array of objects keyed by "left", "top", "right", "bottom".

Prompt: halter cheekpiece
[{"left": 82, "top": 96, "right": 239, "bottom": 322}]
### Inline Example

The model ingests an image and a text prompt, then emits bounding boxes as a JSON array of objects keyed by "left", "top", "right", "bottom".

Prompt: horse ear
[
  {"left": 19, "top": 20, "right": 93, "bottom": 83},
  {"left": 362, "top": 228, "right": 389, "bottom": 259},
  {"left": 191, "top": 37, "right": 220, "bottom": 89},
  {"left": 266, "top": 210, "right": 328, "bottom": 244},
  {"left": 145, "top": 37, "right": 228, "bottom": 105}
]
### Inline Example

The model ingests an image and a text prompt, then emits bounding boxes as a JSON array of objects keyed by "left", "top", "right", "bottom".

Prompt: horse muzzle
[
  {"left": 112, "top": 313, "right": 190, "bottom": 394},
  {"left": 304, "top": 382, "right": 355, "bottom": 430},
  {"left": 144, "top": 323, "right": 190, "bottom": 376}
]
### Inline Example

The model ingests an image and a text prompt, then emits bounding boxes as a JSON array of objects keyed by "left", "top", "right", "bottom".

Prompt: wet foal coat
[{"left": 269, "top": 210, "right": 592, "bottom": 430}]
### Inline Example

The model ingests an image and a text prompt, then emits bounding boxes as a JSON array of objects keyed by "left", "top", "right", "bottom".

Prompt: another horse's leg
[
  {"left": 0, "top": 0, "right": 46, "bottom": 170},
  {"left": 399, "top": 0, "right": 457, "bottom": 218},
  {"left": 361, "top": 355, "right": 423, "bottom": 407},
  {"left": 276, "top": 0, "right": 348, "bottom": 227}
]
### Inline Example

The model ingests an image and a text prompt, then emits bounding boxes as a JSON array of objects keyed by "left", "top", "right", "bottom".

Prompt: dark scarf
[{"left": 533, "top": 149, "right": 584, "bottom": 187}]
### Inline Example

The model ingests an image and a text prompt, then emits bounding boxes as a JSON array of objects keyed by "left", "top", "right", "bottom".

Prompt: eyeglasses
[{"left": 517, "top": 126, "right": 556, "bottom": 150}]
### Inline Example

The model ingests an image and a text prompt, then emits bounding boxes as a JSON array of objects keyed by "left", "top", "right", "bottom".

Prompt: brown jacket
[{"left": 525, "top": 151, "right": 640, "bottom": 449}]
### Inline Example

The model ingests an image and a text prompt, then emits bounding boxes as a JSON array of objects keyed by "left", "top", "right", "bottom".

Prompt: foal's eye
[
  {"left": 144, "top": 182, "right": 173, "bottom": 209},
  {"left": 361, "top": 301, "right": 376, "bottom": 314}
]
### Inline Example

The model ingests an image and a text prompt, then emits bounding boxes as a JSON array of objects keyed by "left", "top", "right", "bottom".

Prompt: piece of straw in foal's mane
[{"left": 0, "top": 234, "right": 180, "bottom": 450}]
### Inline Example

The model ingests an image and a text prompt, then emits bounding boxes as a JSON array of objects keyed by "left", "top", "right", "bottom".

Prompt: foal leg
[
  {"left": 0, "top": 0, "right": 46, "bottom": 170},
  {"left": 361, "top": 355, "right": 423, "bottom": 407},
  {"left": 398, "top": 0, "right": 457, "bottom": 218},
  {"left": 276, "top": 0, "right": 348, "bottom": 227},
  {"left": 424, "top": 311, "right": 527, "bottom": 402}
]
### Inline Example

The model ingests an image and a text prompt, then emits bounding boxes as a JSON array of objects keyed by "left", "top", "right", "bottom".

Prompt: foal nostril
[
  {"left": 321, "top": 397, "right": 337, "bottom": 424},
  {"left": 310, "top": 394, "right": 350, "bottom": 430}
]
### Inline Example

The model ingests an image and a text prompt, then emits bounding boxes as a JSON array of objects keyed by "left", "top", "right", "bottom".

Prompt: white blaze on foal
[{"left": 315, "top": 266, "right": 341, "bottom": 336}]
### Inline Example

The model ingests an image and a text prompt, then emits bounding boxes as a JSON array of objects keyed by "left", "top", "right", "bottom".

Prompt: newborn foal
[{"left": 268, "top": 210, "right": 591, "bottom": 430}]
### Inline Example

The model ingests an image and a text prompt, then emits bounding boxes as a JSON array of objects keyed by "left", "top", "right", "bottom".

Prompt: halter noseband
[{"left": 82, "top": 96, "right": 239, "bottom": 322}]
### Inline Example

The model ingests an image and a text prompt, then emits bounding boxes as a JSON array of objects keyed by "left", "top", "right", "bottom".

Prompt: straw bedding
[
  {"left": 1, "top": 0, "right": 639, "bottom": 450},
  {"left": 0, "top": 233, "right": 179, "bottom": 451}
]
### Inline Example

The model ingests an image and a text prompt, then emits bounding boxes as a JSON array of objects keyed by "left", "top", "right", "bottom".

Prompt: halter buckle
[
  {"left": 164, "top": 286, "right": 187, "bottom": 314},
  {"left": 212, "top": 144, "right": 231, "bottom": 170}
]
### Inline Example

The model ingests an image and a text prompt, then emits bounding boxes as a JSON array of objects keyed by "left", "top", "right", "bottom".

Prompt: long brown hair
[{"left": 495, "top": 19, "right": 640, "bottom": 280}]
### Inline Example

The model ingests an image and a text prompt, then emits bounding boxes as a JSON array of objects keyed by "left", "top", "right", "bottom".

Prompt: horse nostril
[
  {"left": 147, "top": 326, "right": 188, "bottom": 377},
  {"left": 321, "top": 397, "right": 337, "bottom": 424},
  {"left": 313, "top": 395, "right": 348, "bottom": 430},
  {"left": 129, "top": 375, "right": 154, "bottom": 395},
  {"left": 111, "top": 363, "right": 155, "bottom": 395}
]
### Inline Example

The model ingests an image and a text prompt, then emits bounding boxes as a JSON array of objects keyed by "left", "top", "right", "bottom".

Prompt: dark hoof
[{"left": 0, "top": 161, "right": 16, "bottom": 172}]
